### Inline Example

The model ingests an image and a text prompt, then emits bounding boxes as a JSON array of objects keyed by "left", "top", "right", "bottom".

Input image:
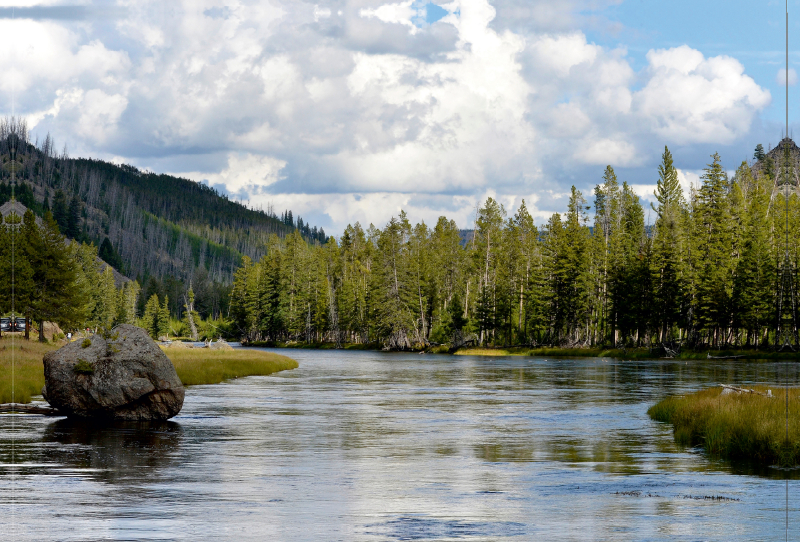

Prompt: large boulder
[{"left": 42, "top": 324, "right": 185, "bottom": 420}]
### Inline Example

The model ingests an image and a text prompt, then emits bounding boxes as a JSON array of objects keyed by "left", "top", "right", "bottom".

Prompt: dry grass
[
  {"left": 0, "top": 336, "right": 297, "bottom": 404},
  {"left": 649, "top": 386, "right": 800, "bottom": 465},
  {"left": 162, "top": 348, "right": 298, "bottom": 386},
  {"left": 453, "top": 346, "right": 657, "bottom": 359},
  {"left": 0, "top": 336, "right": 60, "bottom": 403}
]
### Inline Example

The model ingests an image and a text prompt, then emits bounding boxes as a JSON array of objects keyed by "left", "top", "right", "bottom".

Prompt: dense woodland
[
  {"left": 229, "top": 142, "right": 800, "bottom": 350},
  {"left": 4, "top": 116, "right": 800, "bottom": 350}
]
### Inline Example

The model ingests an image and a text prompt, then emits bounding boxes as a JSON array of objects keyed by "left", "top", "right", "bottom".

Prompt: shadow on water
[
  {"left": 364, "top": 516, "right": 527, "bottom": 540},
  {"left": 41, "top": 418, "right": 183, "bottom": 483}
]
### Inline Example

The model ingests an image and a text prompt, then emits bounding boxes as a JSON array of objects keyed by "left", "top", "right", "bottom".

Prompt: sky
[{"left": 0, "top": 0, "right": 797, "bottom": 234}]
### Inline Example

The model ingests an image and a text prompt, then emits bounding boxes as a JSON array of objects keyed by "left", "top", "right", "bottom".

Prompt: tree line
[
  {"left": 0, "top": 208, "right": 140, "bottom": 340},
  {"left": 228, "top": 144, "right": 800, "bottom": 351}
]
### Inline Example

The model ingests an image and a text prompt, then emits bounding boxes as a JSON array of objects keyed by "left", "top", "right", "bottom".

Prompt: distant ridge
[{"left": 0, "top": 137, "right": 326, "bottom": 285}]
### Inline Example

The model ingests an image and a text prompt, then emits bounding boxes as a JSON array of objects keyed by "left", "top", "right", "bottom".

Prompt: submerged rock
[{"left": 42, "top": 324, "right": 185, "bottom": 420}]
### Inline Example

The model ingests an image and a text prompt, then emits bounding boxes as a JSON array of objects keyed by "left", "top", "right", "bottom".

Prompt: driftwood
[
  {"left": 0, "top": 403, "right": 62, "bottom": 415},
  {"left": 718, "top": 384, "right": 773, "bottom": 397},
  {"left": 707, "top": 353, "right": 745, "bottom": 360}
]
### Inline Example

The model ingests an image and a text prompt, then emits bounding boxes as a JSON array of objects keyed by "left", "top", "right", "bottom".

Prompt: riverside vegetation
[
  {"left": 649, "top": 386, "right": 800, "bottom": 465},
  {"left": 227, "top": 141, "right": 800, "bottom": 353},
  {"left": 6, "top": 115, "right": 800, "bottom": 354},
  {"left": 0, "top": 336, "right": 297, "bottom": 404}
]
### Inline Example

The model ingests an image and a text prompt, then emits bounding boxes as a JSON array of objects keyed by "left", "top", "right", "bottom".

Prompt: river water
[{"left": 2, "top": 349, "right": 800, "bottom": 541}]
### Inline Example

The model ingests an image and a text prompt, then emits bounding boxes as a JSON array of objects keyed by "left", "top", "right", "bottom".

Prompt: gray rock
[
  {"left": 208, "top": 339, "right": 233, "bottom": 351},
  {"left": 42, "top": 324, "right": 185, "bottom": 420}
]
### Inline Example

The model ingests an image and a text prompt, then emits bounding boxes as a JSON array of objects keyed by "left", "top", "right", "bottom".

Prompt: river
[{"left": 2, "top": 349, "right": 799, "bottom": 541}]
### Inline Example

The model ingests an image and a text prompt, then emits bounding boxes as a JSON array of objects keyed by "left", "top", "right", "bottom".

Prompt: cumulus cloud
[
  {"left": 2, "top": 0, "right": 772, "bottom": 233},
  {"left": 180, "top": 152, "right": 287, "bottom": 195},
  {"left": 634, "top": 46, "right": 770, "bottom": 145}
]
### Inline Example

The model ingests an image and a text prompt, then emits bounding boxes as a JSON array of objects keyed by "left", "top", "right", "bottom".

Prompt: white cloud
[
  {"left": 179, "top": 153, "right": 287, "bottom": 195},
  {"left": 634, "top": 46, "right": 770, "bottom": 145},
  {"left": 359, "top": 1, "right": 423, "bottom": 34},
  {"left": 3, "top": 0, "right": 772, "bottom": 233}
]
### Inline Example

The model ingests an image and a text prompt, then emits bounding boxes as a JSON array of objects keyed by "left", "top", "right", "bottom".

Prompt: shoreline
[
  {"left": 242, "top": 341, "right": 800, "bottom": 361},
  {"left": 0, "top": 336, "right": 299, "bottom": 405}
]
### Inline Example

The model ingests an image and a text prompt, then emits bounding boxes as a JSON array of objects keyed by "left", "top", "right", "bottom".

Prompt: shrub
[{"left": 73, "top": 359, "right": 95, "bottom": 375}]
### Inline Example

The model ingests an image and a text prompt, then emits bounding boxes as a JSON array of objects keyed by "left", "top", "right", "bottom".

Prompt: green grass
[
  {"left": 162, "top": 348, "right": 298, "bottom": 386},
  {"left": 648, "top": 386, "right": 800, "bottom": 465},
  {"left": 0, "top": 336, "right": 59, "bottom": 403}
]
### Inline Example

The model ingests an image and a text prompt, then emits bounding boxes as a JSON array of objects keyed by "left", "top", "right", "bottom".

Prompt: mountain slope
[{"left": 0, "top": 138, "right": 325, "bottom": 285}]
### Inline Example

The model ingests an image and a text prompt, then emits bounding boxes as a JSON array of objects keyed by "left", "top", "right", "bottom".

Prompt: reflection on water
[
  {"left": 41, "top": 419, "right": 182, "bottom": 483},
  {"left": 2, "top": 350, "right": 800, "bottom": 541}
]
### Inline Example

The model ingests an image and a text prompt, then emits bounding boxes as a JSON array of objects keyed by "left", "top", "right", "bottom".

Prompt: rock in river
[{"left": 42, "top": 324, "right": 185, "bottom": 420}]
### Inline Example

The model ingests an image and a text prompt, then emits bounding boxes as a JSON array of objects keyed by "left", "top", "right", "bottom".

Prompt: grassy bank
[
  {"left": 648, "top": 386, "right": 800, "bottom": 465},
  {"left": 163, "top": 347, "right": 298, "bottom": 385},
  {"left": 0, "top": 336, "right": 59, "bottom": 403},
  {"left": 454, "top": 346, "right": 659, "bottom": 359},
  {"left": 455, "top": 346, "right": 800, "bottom": 360},
  {"left": 0, "top": 336, "right": 298, "bottom": 404}
]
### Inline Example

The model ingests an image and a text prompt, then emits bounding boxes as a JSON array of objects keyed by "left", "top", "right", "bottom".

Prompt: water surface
[{"left": 2, "top": 350, "right": 799, "bottom": 540}]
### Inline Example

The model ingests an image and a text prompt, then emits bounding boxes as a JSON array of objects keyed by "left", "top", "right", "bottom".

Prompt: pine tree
[
  {"left": 731, "top": 162, "right": 773, "bottom": 346},
  {"left": 754, "top": 143, "right": 766, "bottom": 162},
  {"left": 651, "top": 146, "right": 687, "bottom": 343},
  {"left": 694, "top": 153, "right": 734, "bottom": 346},
  {"left": 28, "top": 211, "right": 85, "bottom": 340},
  {"left": 51, "top": 190, "right": 68, "bottom": 233},
  {"left": 117, "top": 281, "right": 140, "bottom": 325},
  {"left": 158, "top": 295, "right": 171, "bottom": 338},
  {"left": 141, "top": 294, "right": 161, "bottom": 339},
  {"left": 66, "top": 194, "right": 81, "bottom": 239}
]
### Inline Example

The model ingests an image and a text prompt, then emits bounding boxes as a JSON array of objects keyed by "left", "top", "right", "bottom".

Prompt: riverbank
[
  {"left": 0, "top": 336, "right": 298, "bottom": 404},
  {"left": 649, "top": 386, "right": 800, "bottom": 465},
  {"left": 248, "top": 341, "right": 800, "bottom": 360},
  {"left": 163, "top": 347, "right": 298, "bottom": 385}
]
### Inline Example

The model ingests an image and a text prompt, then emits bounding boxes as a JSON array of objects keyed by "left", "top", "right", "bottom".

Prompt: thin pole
[{"left": 786, "top": 3, "right": 790, "bottom": 541}]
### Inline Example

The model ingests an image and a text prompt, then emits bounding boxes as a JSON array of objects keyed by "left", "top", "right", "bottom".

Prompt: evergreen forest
[
  {"left": 5, "top": 114, "right": 800, "bottom": 352},
  {"left": 228, "top": 142, "right": 800, "bottom": 351}
]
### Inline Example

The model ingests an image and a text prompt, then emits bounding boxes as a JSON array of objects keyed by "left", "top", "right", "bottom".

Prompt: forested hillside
[
  {"left": 229, "top": 142, "right": 800, "bottom": 350},
  {"left": 0, "top": 122, "right": 326, "bottom": 287}
]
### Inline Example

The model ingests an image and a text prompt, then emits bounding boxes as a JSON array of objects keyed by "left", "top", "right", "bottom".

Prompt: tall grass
[
  {"left": 162, "top": 348, "right": 298, "bottom": 386},
  {"left": 648, "top": 386, "right": 800, "bottom": 465},
  {"left": 0, "top": 337, "right": 60, "bottom": 403},
  {"left": 0, "top": 336, "right": 298, "bottom": 404}
]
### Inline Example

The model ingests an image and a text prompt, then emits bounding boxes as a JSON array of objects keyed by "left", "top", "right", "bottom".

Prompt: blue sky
[
  {"left": 594, "top": 0, "right": 791, "bottom": 124},
  {"left": 0, "top": 0, "right": 793, "bottom": 232}
]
